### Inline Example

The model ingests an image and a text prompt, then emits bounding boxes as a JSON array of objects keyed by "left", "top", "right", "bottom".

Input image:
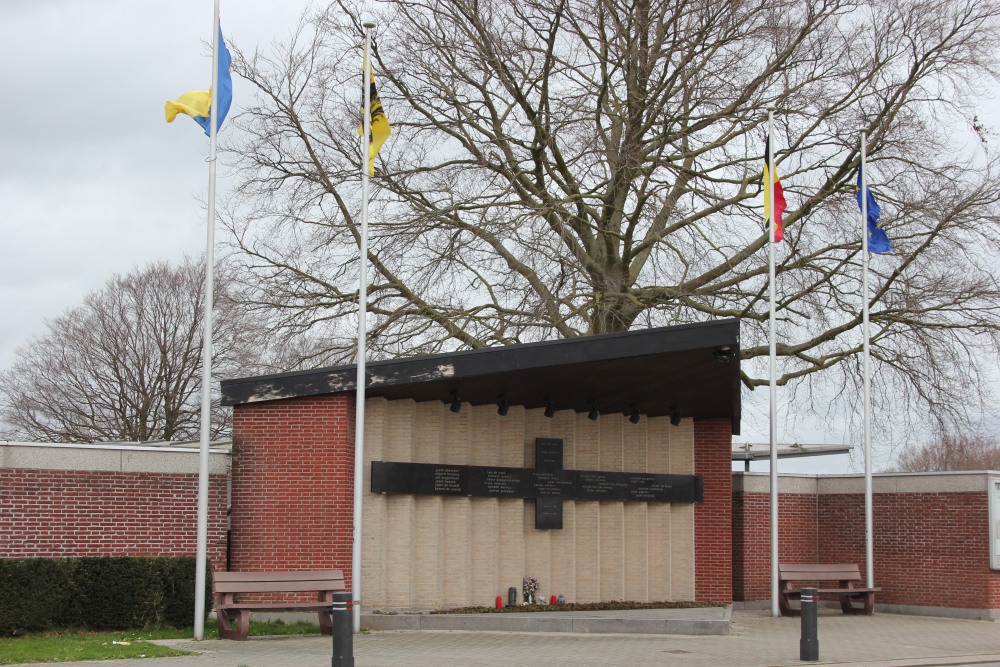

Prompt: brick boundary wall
[
  {"left": 229, "top": 394, "right": 356, "bottom": 586},
  {"left": 0, "top": 468, "right": 227, "bottom": 565},
  {"left": 694, "top": 418, "right": 733, "bottom": 602},
  {"left": 819, "top": 491, "right": 997, "bottom": 610},
  {"left": 733, "top": 473, "right": 1000, "bottom": 614},
  {"left": 731, "top": 478, "right": 818, "bottom": 602}
]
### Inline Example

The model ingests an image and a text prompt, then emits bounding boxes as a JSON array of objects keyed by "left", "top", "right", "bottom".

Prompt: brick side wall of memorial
[
  {"left": 693, "top": 418, "right": 733, "bottom": 603},
  {"left": 229, "top": 394, "right": 356, "bottom": 587}
]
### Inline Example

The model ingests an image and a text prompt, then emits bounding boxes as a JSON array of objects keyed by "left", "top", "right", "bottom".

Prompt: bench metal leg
[
  {"left": 217, "top": 609, "right": 250, "bottom": 640},
  {"left": 839, "top": 593, "right": 875, "bottom": 615},
  {"left": 318, "top": 609, "right": 333, "bottom": 635},
  {"left": 316, "top": 591, "right": 334, "bottom": 636},
  {"left": 779, "top": 592, "right": 799, "bottom": 617}
]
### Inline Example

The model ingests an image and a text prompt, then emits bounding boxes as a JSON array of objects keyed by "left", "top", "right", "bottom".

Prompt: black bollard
[
  {"left": 331, "top": 592, "right": 354, "bottom": 667},
  {"left": 799, "top": 586, "right": 819, "bottom": 662}
]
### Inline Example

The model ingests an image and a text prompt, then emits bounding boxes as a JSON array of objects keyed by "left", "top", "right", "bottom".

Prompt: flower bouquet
[{"left": 522, "top": 576, "right": 539, "bottom": 604}]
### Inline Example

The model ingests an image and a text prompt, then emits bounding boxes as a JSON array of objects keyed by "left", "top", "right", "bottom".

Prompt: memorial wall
[{"left": 360, "top": 396, "right": 697, "bottom": 608}]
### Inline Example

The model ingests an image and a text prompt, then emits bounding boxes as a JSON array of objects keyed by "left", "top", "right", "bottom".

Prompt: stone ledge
[
  {"left": 734, "top": 471, "right": 997, "bottom": 495},
  {"left": 1, "top": 442, "right": 230, "bottom": 474},
  {"left": 360, "top": 605, "right": 732, "bottom": 636}
]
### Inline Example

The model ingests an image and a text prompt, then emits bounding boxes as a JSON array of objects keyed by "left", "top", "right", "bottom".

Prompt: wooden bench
[
  {"left": 213, "top": 570, "right": 346, "bottom": 640},
  {"left": 778, "top": 563, "right": 881, "bottom": 617}
]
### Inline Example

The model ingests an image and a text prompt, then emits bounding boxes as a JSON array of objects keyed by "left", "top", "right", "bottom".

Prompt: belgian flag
[{"left": 763, "top": 139, "right": 786, "bottom": 243}]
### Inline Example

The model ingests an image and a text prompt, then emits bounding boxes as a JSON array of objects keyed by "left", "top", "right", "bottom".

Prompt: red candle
[
  {"left": 550, "top": 595, "right": 557, "bottom": 605},
  {"left": 496, "top": 595, "right": 503, "bottom": 608}
]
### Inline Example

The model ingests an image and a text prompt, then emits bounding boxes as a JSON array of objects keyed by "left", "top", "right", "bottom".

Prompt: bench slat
[
  {"left": 217, "top": 602, "right": 332, "bottom": 611},
  {"left": 815, "top": 588, "right": 881, "bottom": 594},
  {"left": 781, "top": 573, "right": 859, "bottom": 582},
  {"left": 214, "top": 570, "right": 343, "bottom": 583},
  {"left": 781, "top": 569, "right": 859, "bottom": 576},
  {"left": 788, "top": 587, "right": 882, "bottom": 596},
  {"left": 215, "top": 580, "right": 343, "bottom": 594}
]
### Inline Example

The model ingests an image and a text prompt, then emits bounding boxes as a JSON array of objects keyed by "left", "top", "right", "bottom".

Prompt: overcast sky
[
  {"left": 0, "top": 0, "right": 310, "bottom": 368},
  {"left": 2, "top": 1, "right": 997, "bottom": 473}
]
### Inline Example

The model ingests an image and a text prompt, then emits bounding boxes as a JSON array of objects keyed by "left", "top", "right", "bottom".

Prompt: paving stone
[{"left": 10, "top": 610, "right": 1000, "bottom": 667}]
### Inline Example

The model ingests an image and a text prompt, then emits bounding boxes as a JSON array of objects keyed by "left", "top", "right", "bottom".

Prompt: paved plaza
[{"left": 11, "top": 609, "right": 1000, "bottom": 667}]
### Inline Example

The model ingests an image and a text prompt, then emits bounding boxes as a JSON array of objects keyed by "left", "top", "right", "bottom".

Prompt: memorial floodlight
[{"left": 628, "top": 405, "right": 641, "bottom": 424}]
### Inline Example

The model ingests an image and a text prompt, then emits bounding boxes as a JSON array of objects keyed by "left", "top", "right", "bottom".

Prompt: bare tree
[
  {"left": 0, "top": 258, "right": 282, "bottom": 443},
  {"left": 223, "top": 0, "right": 1000, "bottom": 429},
  {"left": 895, "top": 434, "right": 1000, "bottom": 471}
]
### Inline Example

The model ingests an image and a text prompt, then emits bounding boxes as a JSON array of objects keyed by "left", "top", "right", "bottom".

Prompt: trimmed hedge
[{"left": 0, "top": 557, "right": 211, "bottom": 636}]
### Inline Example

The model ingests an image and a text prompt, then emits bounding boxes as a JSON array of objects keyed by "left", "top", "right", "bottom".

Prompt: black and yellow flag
[{"left": 358, "top": 67, "right": 391, "bottom": 176}]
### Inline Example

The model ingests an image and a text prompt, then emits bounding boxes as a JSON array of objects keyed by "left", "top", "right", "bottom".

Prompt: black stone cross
[
  {"left": 371, "top": 438, "right": 702, "bottom": 530},
  {"left": 532, "top": 438, "right": 567, "bottom": 529}
]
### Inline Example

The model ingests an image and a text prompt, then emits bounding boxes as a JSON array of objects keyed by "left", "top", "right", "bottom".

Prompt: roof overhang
[
  {"left": 731, "top": 443, "right": 853, "bottom": 461},
  {"left": 221, "top": 319, "right": 742, "bottom": 434}
]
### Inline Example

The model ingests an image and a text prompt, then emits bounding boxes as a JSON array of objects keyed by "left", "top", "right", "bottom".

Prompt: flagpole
[
  {"left": 861, "top": 132, "right": 874, "bottom": 590},
  {"left": 351, "top": 20, "right": 375, "bottom": 635},
  {"left": 767, "top": 109, "right": 780, "bottom": 618},
  {"left": 193, "top": 0, "right": 221, "bottom": 641}
]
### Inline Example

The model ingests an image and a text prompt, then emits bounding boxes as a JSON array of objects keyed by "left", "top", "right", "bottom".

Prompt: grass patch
[
  {"left": 231, "top": 619, "right": 323, "bottom": 637},
  {"left": 0, "top": 620, "right": 322, "bottom": 664},
  {"left": 431, "top": 600, "right": 728, "bottom": 614},
  {"left": 0, "top": 630, "right": 191, "bottom": 665}
]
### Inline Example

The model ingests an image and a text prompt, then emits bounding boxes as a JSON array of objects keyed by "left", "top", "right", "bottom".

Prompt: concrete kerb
[{"left": 360, "top": 604, "right": 733, "bottom": 635}]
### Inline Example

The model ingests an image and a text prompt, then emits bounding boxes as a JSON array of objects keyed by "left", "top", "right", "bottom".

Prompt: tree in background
[
  {"left": 0, "top": 258, "right": 282, "bottom": 443},
  {"left": 224, "top": 0, "right": 1000, "bottom": 434},
  {"left": 895, "top": 434, "right": 1000, "bottom": 471}
]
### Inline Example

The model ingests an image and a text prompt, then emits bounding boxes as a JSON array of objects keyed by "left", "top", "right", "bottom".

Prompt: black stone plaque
[
  {"left": 626, "top": 473, "right": 701, "bottom": 503},
  {"left": 371, "top": 437, "right": 703, "bottom": 529},
  {"left": 535, "top": 497, "right": 563, "bottom": 530},
  {"left": 370, "top": 462, "right": 469, "bottom": 496},
  {"left": 535, "top": 438, "right": 563, "bottom": 470}
]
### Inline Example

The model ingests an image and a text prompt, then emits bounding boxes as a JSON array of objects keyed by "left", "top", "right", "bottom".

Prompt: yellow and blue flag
[
  {"left": 165, "top": 25, "right": 233, "bottom": 136},
  {"left": 856, "top": 167, "right": 892, "bottom": 254}
]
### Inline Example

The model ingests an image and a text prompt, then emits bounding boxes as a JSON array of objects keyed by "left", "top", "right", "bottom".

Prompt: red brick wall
[
  {"left": 229, "top": 394, "right": 355, "bottom": 587},
  {"left": 733, "top": 479, "right": 1000, "bottom": 612},
  {"left": 820, "top": 492, "right": 997, "bottom": 610},
  {"left": 731, "top": 490, "right": 817, "bottom": 602},
  {"left": 0, "top": 469, "right": 227, "bottom": 565},
  {"left": 694, "top": 418, "right": 733, "bottom": 602}
]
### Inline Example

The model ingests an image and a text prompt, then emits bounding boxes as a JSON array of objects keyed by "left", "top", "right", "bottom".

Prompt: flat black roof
[{"left": 221, "top": 319, "right": 742, "bottom": 434}]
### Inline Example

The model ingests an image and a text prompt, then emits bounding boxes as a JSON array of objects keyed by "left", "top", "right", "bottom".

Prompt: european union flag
[
  {"left": 165, "top": 25, "right": 233, "bottom": 136},
  {"left": 856, "top": 167, "right": 892, "bottom": 254}
]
